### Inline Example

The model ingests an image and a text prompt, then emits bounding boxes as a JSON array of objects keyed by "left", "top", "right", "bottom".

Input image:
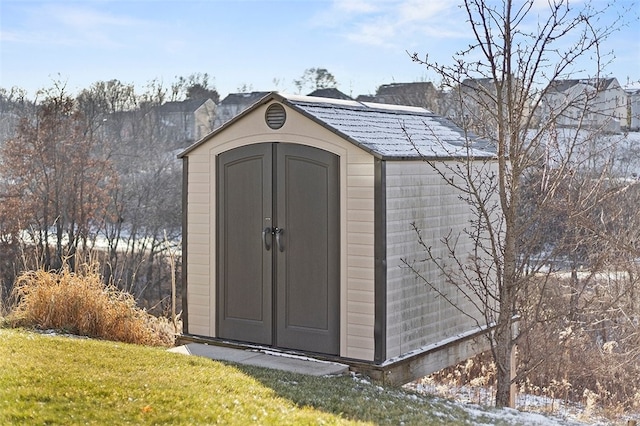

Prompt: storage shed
[{"left": 178, "top": 92, "right": 496, "bottom": 384}]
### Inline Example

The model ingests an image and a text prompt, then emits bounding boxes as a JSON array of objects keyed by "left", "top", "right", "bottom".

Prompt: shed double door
[{"left": 217, "top": 143, "right": 339, "bottom": 355}]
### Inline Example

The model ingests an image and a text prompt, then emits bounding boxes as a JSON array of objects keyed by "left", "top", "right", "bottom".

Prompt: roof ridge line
[{"left": 288, "top": 99, "right": 435, "bottom": 117}]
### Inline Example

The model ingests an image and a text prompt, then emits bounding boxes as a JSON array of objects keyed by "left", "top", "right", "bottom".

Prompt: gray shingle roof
[
  {"left": 283, "top": 94, "right": 495, "bottom": 159},
  {"left": 179, "top": 92, "right": 495, "bottom": 160}
]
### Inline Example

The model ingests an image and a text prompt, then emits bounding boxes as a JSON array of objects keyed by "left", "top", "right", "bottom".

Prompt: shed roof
[{"left": 179, "top": 92, "right": 495, "bottom": 160}]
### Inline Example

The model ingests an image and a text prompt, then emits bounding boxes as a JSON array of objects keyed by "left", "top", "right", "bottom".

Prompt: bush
[{"left": 7, "top": 264, "right": 174, "bottom": 347}]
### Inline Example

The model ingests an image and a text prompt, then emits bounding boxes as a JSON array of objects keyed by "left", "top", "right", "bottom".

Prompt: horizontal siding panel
[
  {"left": 347, "top": 335, "right": 375, "bottom": 350},
  {"left": 187, "top": 280, "right": 210, "bottom": 295},
  {"left": 187, "top": 312, "right": 210, "bottom": 324},
  {"left": 187, "top": 202, "right": 210, "bottom": 214},
  {"left": 348, "top": 312, "right": 374, "bottom": 326},
  {"left": 347, "top": 289, "right": 374, "bottom": 304},
  {"left": 188, "top": 194, "right": 210, "bottom": 205},
  {"left": 188, "top": 155, "right": 210, "bottom": 164},
  {"left": 188, "top": 213, "right": 209, "bottom": 225},
  {"left": 187, "top": 164, "right": 210, "bottom": 175},
  {"left": 348, "top": 255, "right": 373, "bottom": 269},
  {"left": 347, "top": 221, "right": 374, "bottom": 233},
  {"left": 347, "top": 323, "right": 374, "bottom": 339},
  {"left": 189, "top": 172, "right": 210, "bottom": 183},
  {"left": 188, "top": 182, "right": 210, "bottom": 194},
  {"left": 347, "top": 187, "right": 374, "bottom": 199},
  {"left": 348, "top": 266, "right": 374, "bottom": 280},
  {"left": 347, "top": 278, "right": 375, "bottom": 292},
  {"left": 347, "top": 175, "right": 375, "bottom": 187},
  {"left": 188, "top": 254, "right": 210, "bottom": 266},
  {"left": 187, "top": 303, "right": 211, "bottom": 317},
  {"left": 348, "top": 154, "right": 375, "bottom": 164},
  {"left": 386, "top": 161, "right": 441, "bottom": 175},
  {"left": 347, "top": 300, "right": 374, "bottom": 315},
  {"left": 347, "top": 232, "right": 374, "bottom": 246},
  {"left": 347, "top": 244, "right": 374, "bottom": 257},
  {"left": 347, "top": 163, "right": 375, "bottom": 176},
  {"left": 187, "top": 288, "right": 209, "bottom": 306},
  {"left": 386, "top": 174, "right": 446, "bottom": 185},
  {"left": 189, "top": 243, "right": 209, "bottom": 255},
  {"left": 347, "top": 210, "right": 374, "bottom": 222},
  {"left": 188, "top": 323, "right": 211, "bottom": 337},
  {"left": 187, "top": 232, "right": 210, "bottom": 245},
  {"left": 346, "top": 347, "right": 374, "bottom": 361},
  {"left": 187, "top": 263, "right": 210, "bottom": 276},
  {"left": 347, "top": 198, "right": 374, "bottom": 210}
]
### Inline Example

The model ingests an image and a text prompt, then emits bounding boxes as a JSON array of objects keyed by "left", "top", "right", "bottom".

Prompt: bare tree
[
  {"left": 294, "top": 68, "right": 338, "bottom": 93},
  {"left": 406, "top": 0, "right": 631, "bottom": 407},
  {"left": 0, "top": 82, "right": 115, "bottom": 271},
  {"left": 171, "top": 73, "right": 220, "bottom": 103}
]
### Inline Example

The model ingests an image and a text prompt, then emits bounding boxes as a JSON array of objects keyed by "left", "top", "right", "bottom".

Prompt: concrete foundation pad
[{"left": 168, "top": 343, "right": 349, "bottom": 377}]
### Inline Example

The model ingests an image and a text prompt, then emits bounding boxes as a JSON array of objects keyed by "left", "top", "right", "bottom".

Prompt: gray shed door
[{"left": 217, "top": 143, "right": 340, "bottom": 355}]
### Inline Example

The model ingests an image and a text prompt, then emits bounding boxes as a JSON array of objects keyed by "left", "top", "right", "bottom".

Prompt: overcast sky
[{"left": 1, "top": 0, "right": 638, "bottom": 100}]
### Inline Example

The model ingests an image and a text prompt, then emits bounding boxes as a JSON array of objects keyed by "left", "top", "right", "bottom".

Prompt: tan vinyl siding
[
  {"left": 344, "top": 155, "right": 375, "bottom": 360},
  {"left": 185, "top": 154, "right": 211, "bottom": 335},
  {"left": 184, "top": 100, "right": 376, "bottom": 361},
  {"left": 385, "top": 161, "right": 485, "bottom": 359}
]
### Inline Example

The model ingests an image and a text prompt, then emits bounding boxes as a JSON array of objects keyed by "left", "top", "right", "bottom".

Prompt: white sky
[{"left": 1, "top": 0, "right": 638, "bottom": 100}]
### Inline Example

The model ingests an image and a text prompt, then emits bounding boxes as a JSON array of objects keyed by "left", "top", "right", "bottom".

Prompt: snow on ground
[{"left": 403, "top": 380, "right": 629, "bottom": 425}]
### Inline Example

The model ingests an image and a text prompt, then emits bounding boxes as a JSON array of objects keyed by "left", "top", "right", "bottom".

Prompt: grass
[{"left": 0, "top": 328, "right": 513, "bottom": 425}]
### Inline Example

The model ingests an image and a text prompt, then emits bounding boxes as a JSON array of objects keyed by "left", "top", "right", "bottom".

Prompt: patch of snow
[{"left": 405, "top": 380, "right": 622, "bottom": 425}]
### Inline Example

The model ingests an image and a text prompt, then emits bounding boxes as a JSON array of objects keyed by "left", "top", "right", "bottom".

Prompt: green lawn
[{"left": 0, "top": 328, "right": 503, "bottom": 425}]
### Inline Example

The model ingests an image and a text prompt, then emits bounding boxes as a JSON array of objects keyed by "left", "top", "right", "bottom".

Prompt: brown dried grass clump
[{"left": 8, "top": 264, "right": 174, "bottom": 347}]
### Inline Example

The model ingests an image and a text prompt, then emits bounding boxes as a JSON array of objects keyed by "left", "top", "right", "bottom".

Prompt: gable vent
[{"left": 265, "top": 103, "right": 286, "bottom": 129}]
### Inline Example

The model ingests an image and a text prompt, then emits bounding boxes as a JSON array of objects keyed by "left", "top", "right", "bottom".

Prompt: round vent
[{"left": 265, "top": 103, "right": 286, "bottom": 129}]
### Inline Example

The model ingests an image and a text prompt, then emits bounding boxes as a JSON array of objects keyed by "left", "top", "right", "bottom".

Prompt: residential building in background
[
  {"left": 626, "top": 87, "right": 640, "bottom": 131},
  {"left": 155, "top": 98, "right": 216, "bottom": 146},
  {"left": 539, "top": 78, "right": 627, "bottom": 133},
  {"left": 213, "top": 92, "right": 269, "bottom": 129}
]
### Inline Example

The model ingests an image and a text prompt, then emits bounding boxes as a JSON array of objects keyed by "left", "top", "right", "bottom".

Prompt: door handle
[
  {"left": 274, "top": 227, "right": 284, "bottom": 252},
  {"left": 262, "top": 227, "right": 272, "bottom": 251}
]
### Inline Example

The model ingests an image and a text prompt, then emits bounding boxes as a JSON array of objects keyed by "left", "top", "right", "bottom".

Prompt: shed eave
[{"left": 379, "top": 153, "right": 497, "bottom": 161}]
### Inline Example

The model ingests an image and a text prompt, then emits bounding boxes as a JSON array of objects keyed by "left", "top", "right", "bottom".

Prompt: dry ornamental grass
[{"left": 8, "top": 264, "right": 174, "bottom": 346}]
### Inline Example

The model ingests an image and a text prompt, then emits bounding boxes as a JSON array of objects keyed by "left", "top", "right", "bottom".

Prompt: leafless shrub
[
  {"left": 520, "top": 272, "right": 640, "bottom": 415},
  {"left": 421, "top": 269, "right": 639, "bottom": 417}
]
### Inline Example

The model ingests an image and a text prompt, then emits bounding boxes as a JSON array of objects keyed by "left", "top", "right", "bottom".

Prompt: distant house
[
  {"left": 307, "top": 88, "right": 353, "bottom": 100},
  {"left": 0, "top": 97, "right": 34, "bottom": 144},
  {"left": 625, "top": 88, "right": 640, "bottom": 131},
  {"left": 355, "top": 94, "right": 376, "bottom": 103},
  {"left": 0, "top": 111, "right": 22, "bottom": 144},
  {"left": 368, "top": 82, "right": 439, "bottom": 111},
  {"left": 458, "top": 78, "right": 499, "bottom": 133},
  {"left": 213, "top": 92, "right": 270, "bottom": 129},
  {"left": 178, "top": 92, "right": 497, "bottom": 384},
  {"left": 156, "top": 98, "right": 217, "bottom": 146},
  {"left": 540, "top": 78, "right": 627, "bottom": 133},
  {"left": 456, "top": 77, "right": 535, "bottom": 134}
]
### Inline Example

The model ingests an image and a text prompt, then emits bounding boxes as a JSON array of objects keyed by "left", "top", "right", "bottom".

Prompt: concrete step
[{"left": 169, "top": 343, "right": 349, "bottom": 377}]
